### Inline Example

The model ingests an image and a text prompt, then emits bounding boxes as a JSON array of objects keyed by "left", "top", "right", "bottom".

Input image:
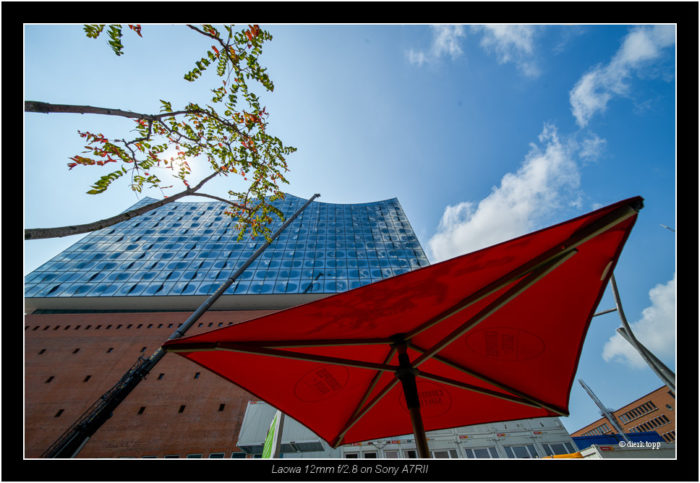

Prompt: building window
[
  {"left": 164, "top": 455, "right": 179, "bottom": 458},
  {"left": 383, "top": 450, "right": 400, "bottom": 458},
  {"left": 194, "top": 372, "right": 200, "bottom": 379},
  {"left": 178, "top": 405, "right": 186, "bottom": 413},
  {"left": 218, "top": 403, "right": 225, "bottom": 412},
  {"left": 38, "top": 349, "right": 46, "bottom": 355},
  {"left": 186, "top": 454, "right": 202, "bottom": 458},
  {"left": 138, "top": 407, "right": 146, "bottom": 415},
  {"left": 504, "top": 445, "right": 538, "bottom": 458},
  {"left": 208, "top": 453, "right": 225, "bottom": 458},
  {"left": 231, "top": 452, "right": 246, "bottom": 458},
  {"left": 158, "top": 373, "right": 164, "bottom": 380},
  {"left": 45, "top": 376, "right": 54, "bottom": 383},
  {"left": 84, "top": 375, "right": 91, "bottom": 382},
  {"left": 344, "top": 453, "right": 359, "bottom": 458},
  {"left": 140, "top": 347, "right": 147, "bottom": 352},
  {"left": 432, "top": 449, "right": 458, "bottom": 458},
  {"left": 542, "top": 442, "right": 575, "bottom": 456},
  {"left": 54, "top": 409, "right": 64, "bottom": 418},
  {"left": 464, "top": 447, "right": 498, "bottom": 459},
  {"left": 73, "top": 348, "right": 80, "bottom": 354},
  {"left": 107, "top": 347, "right": 113, "bottom": 353}
]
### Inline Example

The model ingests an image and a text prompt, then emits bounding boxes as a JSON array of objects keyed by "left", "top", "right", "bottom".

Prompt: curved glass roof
[{"left": 25, "top": 194, "right": 430, "bottom": 300}]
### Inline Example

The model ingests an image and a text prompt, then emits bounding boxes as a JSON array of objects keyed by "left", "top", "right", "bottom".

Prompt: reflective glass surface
[{"left": 25, "top": 194, "right": 430, "bottom": 298}]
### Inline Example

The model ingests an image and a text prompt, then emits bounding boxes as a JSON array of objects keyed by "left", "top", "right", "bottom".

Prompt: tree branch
[
  {"left": 25, "top": 171, "right": 220, "bottom": 240},
  {"left": 188, "top": 192, "right": 250, "bottom": 211},
  {"left": 25, "top": 100, "right": 194, "bottom": 121}
]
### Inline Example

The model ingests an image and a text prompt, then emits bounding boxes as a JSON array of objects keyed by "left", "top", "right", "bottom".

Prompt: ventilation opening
[
  {"left": 54, "top": 409, "right": 64, "bottom": 418},
  {"left": 137, "top": 407, "right": 146, "bottom": 415},
  {"left": 178, "top": 405, "right": 186, "bottom": 413}
]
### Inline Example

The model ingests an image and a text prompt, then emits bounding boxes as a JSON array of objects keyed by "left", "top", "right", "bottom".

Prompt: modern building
[
  {"left": 571, "top": 386, "right": 676, "bottom": 444},
  {"left": 24, "top": 193, "right": 432, "bottom": 458},
  {"left": 24, "top": 193, "right": 582, "bottom": 459},
  {"left": 238, "top": 401, "right": 578, "bottom": 459}
]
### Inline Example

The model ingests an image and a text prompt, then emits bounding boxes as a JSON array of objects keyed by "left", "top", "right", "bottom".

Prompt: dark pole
[
  {"left": 394, "top": 342, "right": 430, "bottom": 458},
  {"left": 42, "top": 194, "right": 321, "bottom": 458}
]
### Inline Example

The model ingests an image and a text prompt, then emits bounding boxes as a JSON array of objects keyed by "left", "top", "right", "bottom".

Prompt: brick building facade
[
  {"left": 570, "top": 386, "right": 676, "bottom": 443},
  {"left": 24, "top": 194, "right": 431, "bottom": 458}
]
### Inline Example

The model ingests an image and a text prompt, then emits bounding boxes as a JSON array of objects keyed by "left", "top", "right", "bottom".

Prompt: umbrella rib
[
  {"left": 167, "top": 342, "right": 398, "bottom": 373},
  {"left": 330, "top": 346, "right": 397, "bottom": 449},
  {"left": 406, "top": 201, "right": 638, "bottom": 341},
  {"left": 407, "top": 342, "right": 568, "bottom": 416},
  {"left": 350, "top": 346, "right": 398, "bottom": 422},
  {"left": 412, "top": 249, "right": 577, "bottom": 369},
  {"left": 415, "top": 369, "right": 563, "bottom": 414},
  {"left": 331, "top": 378, "right": 400, "bottom": 448},
  {"left": 243, "top": 338, "right": 393, "bottom": 348}
]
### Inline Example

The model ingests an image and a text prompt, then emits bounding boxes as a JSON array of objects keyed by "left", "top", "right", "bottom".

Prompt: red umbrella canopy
[{"left": 164, "top": 197, "right": 642, "bottom": 449}]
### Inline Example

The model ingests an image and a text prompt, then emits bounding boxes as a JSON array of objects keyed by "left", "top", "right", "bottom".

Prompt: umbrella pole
[{"left": 395, "top": 344, "right": 430, "bottom": 458}]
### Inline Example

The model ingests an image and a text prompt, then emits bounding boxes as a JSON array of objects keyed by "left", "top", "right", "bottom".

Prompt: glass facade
[{"left": 25, "top": 194, "right": 430, "bottom": 299}]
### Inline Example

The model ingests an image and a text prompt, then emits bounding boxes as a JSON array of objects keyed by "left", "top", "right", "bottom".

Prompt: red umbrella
[{"left": 164, "top": 197, "right": 642, "bottom": 457}]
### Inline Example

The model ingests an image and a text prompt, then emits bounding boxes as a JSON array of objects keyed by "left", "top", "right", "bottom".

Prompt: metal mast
[
  {"left": 610, "top": 274, "right": 675, "bottom": 394},
  {"left": 42, "top": 194, "right": 321, "bottom": 458},
  {"left": 578, "top": 379, "right": 630, "bottom": 443}
]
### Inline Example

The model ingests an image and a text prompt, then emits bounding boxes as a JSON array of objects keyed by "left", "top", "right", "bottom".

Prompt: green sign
[{"left": 262, "top": 411, "right": 280, "bottom": 458}]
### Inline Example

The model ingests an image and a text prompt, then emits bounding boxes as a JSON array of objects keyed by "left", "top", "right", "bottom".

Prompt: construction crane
[{"left": 578, "top": 379, "right": 630, "bottom": 443}]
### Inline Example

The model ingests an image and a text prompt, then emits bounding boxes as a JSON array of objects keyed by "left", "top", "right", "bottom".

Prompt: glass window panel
[
  {"left": 473, "top": 448, "right": 491, "bottom": 458},
  {"left": 234, "top": 282, "right": 250, "bottom": 294},
  {"left": 548, "top": 443, "right": 566, "bottom": 455}
]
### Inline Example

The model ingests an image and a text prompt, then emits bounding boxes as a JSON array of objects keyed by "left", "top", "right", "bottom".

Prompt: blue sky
[{"left": 24, "top": 24, "right": 676, "bottom": 435}]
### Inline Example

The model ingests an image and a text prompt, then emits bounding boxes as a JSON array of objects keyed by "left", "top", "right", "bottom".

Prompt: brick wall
[{"left": 25, "top": 310, "right": 278, "bottom": 458}]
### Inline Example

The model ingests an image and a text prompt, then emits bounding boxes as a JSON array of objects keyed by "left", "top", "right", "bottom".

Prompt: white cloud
[
  {"left": 407, "top": 25, "right": 466, "bottom": 66},
  {"left": 578, "top": 132, "right": 607, "bottom": 162},
  {"left": 428, "top": 123, "right": 581, "bottom": 261},
  {"left": 602, "top": 274, "right": 676, "bottom": 369},
  {"left": 570, "top": 25, "right": 675, "bottom": 127},
  {"left": 406, "top": 49, "right": 428, "bottom": 67},
  {"left": 471, "top": 25, "right": 540, "bottom": 77}
]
